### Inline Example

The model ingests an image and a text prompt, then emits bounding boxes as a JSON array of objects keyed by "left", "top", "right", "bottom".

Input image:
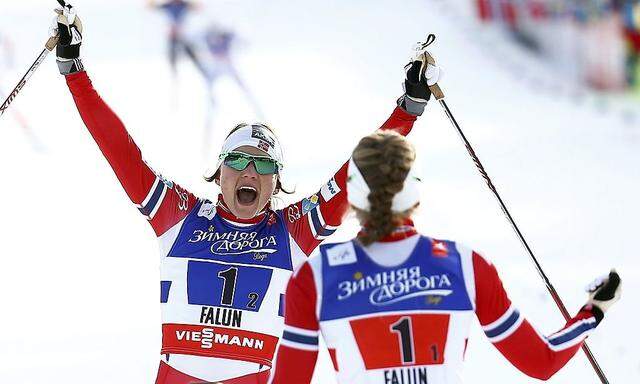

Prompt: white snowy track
[{"left": 0, "top": 1, "right": 638, "bottom": 383}]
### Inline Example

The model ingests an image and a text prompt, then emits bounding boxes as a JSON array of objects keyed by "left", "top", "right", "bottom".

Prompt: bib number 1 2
[{"left": 187, "top": 261, "right": 273, "bottom": 312}]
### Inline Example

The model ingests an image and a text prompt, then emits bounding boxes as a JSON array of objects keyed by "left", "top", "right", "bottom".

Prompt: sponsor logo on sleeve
[
  {"left": 326, "top": 243, "right": 357, "bottom": 266},
  {"left": 301, "top": 194, "right": 320, "bottom": 215},
  {"left": 158, "top": 174, "right": 174, "bottom": 189},
  {"left": 320, "top": 177, "right": 341, "bottom": 202},
  {"left": 287, "top": 204, "right": 301, "bottom": 223},
  {"left": 175, "top": 185, "right": 189, "bottom": 211}
]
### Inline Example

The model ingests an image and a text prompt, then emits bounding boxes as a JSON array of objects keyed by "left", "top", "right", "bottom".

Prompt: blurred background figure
[
  {"left": 0, "top": 30, "right": 42, "bottom": 151},
  {"left": 148, "top": 1, "right": 263, "bottom": 153},
  {"left": 200, "top": 23, "right": 264, "bottom": 119},
  {"left": 0, "top": 30, "right": 15, "bottom": 68},
  {"left": 196, "top": 23, "right": 265, "bottom": 154},
  {"left": 473, "top": 0, "right": 640, "bottom": 92},
  {"left": 148, "top": 0, "right": 204, "bottom": 77},
  {"left": 622, "top": 0, "right": 640, "bottom": 90}
]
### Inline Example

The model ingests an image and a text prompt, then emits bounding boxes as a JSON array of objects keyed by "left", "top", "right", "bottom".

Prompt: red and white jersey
[
  {"left": 270, "top": 227, "right": 599, "bottom": 383},
  {"left": 64, "top": 71, "right": 419, "bottom": 383}
]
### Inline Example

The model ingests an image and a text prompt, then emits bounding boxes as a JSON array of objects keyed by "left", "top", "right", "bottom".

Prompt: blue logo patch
[{"left": 301, "top": 194, "right": 320, "bottom": 215}]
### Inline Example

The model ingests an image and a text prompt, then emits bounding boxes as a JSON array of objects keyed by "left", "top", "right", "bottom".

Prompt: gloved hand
[
  {"left": 50, "top": 3, "right": 84, "bottom": 75},
  {"left": 398, "top": 39, "right": 443, "bottom": 116},
  {"left": 583, "top": 270, "right": 621, "bottom": 325}
]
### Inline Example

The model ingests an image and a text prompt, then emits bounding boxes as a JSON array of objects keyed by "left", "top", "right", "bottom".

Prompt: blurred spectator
[
  {"left": 474, "top": 0, "right": 638, "bottom": 91},
  {"left": 0, "top": 31, "right": 14, "bottom": 69},
  {"left": 148, "top": 0, "right": 205, "bottom": 75},
  {"left": 622, "top": 0, "right": 640, "bottom": 89}
]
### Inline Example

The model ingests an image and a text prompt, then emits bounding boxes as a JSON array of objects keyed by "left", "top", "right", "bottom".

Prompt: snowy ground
[{"left": 1, "top": 0, "right": 638, "bottom": 383}]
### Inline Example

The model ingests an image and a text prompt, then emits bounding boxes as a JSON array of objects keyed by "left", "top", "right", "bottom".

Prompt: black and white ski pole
[
  {"left": 421, "top": 36, "right": 610, "bottom": 384},
  {"left": 0, "top": 0, "right": 68, "bottom": 120}
]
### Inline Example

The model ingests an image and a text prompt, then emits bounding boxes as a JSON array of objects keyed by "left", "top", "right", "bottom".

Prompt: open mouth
[{"left": 236, "top": 186, "right": 258, "bottom": 206}]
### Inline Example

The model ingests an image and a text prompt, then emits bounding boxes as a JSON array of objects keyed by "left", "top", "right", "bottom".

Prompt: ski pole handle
[
  {"left": 47, "top": 0, "right": 66, "bottom": 51},
  {"left": 45, "top": 35, "right": 60, "bottom": 51},
  {"left": 425, "top": 51, "right": 445, "bottom": 100}
]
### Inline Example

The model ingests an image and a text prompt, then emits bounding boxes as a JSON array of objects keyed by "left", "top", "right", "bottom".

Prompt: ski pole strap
[{"left": 57, "top": 58, "right": 84, "bottom": 75}]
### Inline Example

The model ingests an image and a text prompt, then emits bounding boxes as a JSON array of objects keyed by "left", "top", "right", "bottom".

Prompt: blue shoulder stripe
[
  {"left": 484, "top": 309, "right": 521, "bottom": 339},
  {"left": 282, "top": 330, "right": 319, "bottom": 346},
  {"left": 310, "top": 206, "right": 336, "bottom": 238},
  {"left": 139, "top": 179, "right": 166, "bottom": 217}
]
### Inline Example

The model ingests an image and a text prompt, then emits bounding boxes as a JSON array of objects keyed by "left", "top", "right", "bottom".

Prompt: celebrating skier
[
  {"left": 52, "top": 4, "right": 439, "bottom": 384},
  {"left": 269, "top": 131, "right": 622, "bottom": 383}
]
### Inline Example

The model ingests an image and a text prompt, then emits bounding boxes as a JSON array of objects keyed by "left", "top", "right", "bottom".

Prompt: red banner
[{"left": 161, "top": 323, "right": 279, "bottom": 367}]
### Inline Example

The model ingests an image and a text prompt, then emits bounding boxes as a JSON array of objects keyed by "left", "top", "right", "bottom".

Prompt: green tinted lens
[
  {"left": 253, "top": 158, "right": 278, "bottom": 175},
  {"left": 223, "top": 153, "right": 278, "bottom": 175},
  {"left": 224, "top": 154, "right": 251, "bottom": 171}
]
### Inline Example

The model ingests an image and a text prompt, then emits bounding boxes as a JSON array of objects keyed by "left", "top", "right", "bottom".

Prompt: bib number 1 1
[
  {"left": 391, "top": 317, "right": 415, "bottom": 364},
  {"left": 350, "top": 313, "right": 449, "bottom": 369}
]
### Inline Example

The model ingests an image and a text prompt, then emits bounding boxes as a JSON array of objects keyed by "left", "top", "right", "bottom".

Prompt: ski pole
[{"left": 421, "top": 36, "right": 610, "bottom": 384}]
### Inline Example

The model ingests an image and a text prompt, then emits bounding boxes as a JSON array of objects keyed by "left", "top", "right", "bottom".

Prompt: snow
[{"left": 1, "top": 0, "right": 638, "bottom": 383}]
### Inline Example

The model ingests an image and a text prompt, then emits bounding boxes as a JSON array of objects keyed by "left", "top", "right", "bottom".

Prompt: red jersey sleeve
[
  {"left": 65, "top": 71, "right": 197, "bottom": 236},
  {"left": 283, "top": 106, "right": 418, "bottom": 256},
  {"left": 271, "top": 262, "right": 320, "bottom": 384},
  {"left": 473, "top": 252, "right": 598, "bottom": 380}
]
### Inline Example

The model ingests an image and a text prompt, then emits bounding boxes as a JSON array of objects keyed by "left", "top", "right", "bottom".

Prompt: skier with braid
[{"left": 270, "top": 131, "right": 622, "bottom": 383}]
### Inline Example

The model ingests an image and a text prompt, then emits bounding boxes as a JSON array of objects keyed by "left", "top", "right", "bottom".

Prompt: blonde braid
[{"left": 353, "top": 131, "right": 416, "bottom": 246}]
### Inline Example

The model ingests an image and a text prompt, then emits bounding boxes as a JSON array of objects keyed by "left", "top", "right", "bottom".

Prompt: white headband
[
  {"left": 346, "top": 157, "right": 422, "bottom": 213},
  {"left": 215, "top": 124, "right": 284, "bottom": 171}
]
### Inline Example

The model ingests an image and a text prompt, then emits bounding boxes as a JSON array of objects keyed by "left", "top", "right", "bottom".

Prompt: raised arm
[
  {"left": 473, "top": 252, "right": 620, "bottom": 380},
  {"left": 283, "top": 48, "right": 443, "bottom": 260},
  {"left": 56, "top": 5, "right": 196, "bottom": 236}
]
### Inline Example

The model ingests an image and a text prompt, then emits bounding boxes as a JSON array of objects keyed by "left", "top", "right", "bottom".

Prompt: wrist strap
[
  {"left": 57, "top": 58, "right": 84, "bottom": 75},
  {"left": 397, "top": 95, "right": 427, "bottom": 116},
  {"left": 582, "top": 304, "right": 604, "bottom": 325}
]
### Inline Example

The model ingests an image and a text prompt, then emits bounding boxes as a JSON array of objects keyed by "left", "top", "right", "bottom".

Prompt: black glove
[
  {"left": 398, "top": 40, "right": 443, "bottom": 116},
  {"left": 582, "top": 270, "right": 621, "bottom": 325},
  {"left": 51, "top": 3, "right": 84, "bottom": 75}
]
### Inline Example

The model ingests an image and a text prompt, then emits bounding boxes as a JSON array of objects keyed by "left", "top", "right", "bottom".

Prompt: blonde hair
[{"left": 352, "top": 131, "right": 417, "bottom": 246}]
